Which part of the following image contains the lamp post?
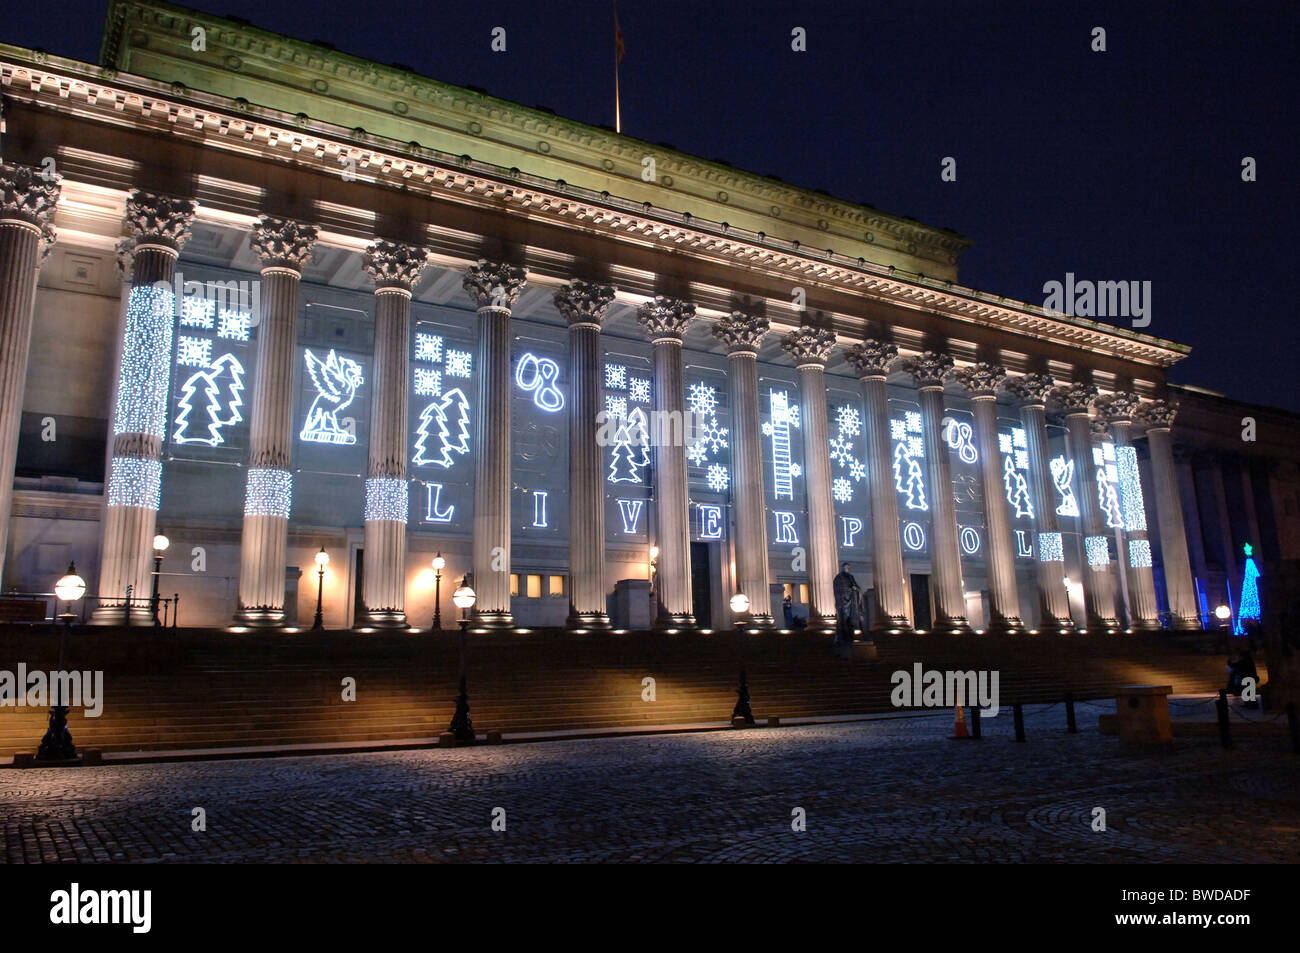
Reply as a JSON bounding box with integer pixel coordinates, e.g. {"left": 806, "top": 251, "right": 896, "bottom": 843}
{"left": 37, "top": 563, "right": 85, "bottom": 762}
{"left": 1215, "top": 604, "right": 1232, "bottom": 629}
{"left": 649, "top": 545, "right": 659, "bottom": 624}
{"left": 450, "top": 578, "right": 477, "bottom": 742}
{"left": 730, "top": 592, "right": 755, "bottom": 726}
{"left": 432, "top": 553, "right": 445, "bottom": 634}
{"left": 150, "top": 533, "right": 169, "bottom": 626}
{"left": 312, "top": 547, "right": 329, "bottom": 632}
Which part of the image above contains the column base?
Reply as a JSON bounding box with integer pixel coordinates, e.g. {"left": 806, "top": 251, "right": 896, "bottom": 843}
{"left": 1168, "top": 614, "right": 1204, "bottom": 631}
{"left": 566, "top": 611, "right": 612, "bottom": 631}
{"left": 472, "top": 610, "right": 514, "bottom": 631}
{"left": 871, "top": 614, "right": 913, "bottom": 636}
{"left": 934, "top": 615, "right": 972, "bottom": 635}
{"left": 1128, "top": 618, "right": 1163, "bottom": 632}
{"left": 653, "top": 611, "right": 696, "bottom": 633}
{"left": 1036, "top": 618, "right": 1078, "bottom": 636}
{"left": 742, "top": 614, "right": 777, "bottom": 630}
{"left": 89, "top": 605, "right": 154, "bottom": 626}
{"left": 986, "top": 616, "right": 1025, "bottom": 635}
{"left": 233, "top": 606, "right": 286, "bottom": 628}
{"left": 359, "top": 609, "right": 409, "bottom": 630}
{"left": 1085, "top": 618, "right": 1122, "bottom": 636}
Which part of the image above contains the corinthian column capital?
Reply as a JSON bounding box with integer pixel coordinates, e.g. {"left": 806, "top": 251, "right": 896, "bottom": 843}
{"left": 363, "top": 240, "right": 429, "bottom": 292}
{"left": 780, "top": 325, "right": 837, "bottom": 367}
{"left": 554, "top": 279, "right": 616, "bottom": 327}
{"left": 462, "top": 259, "right": 527, "bottom": 309}
{"left": 843, "top": 339, "right": 898, "bottom": 379}
{"left": 636, "top": 295, "right": 695, "bottom": 342}
{"left": 902, "top": 350, "right": 954, "bottom": 388}
{"left": 1096, "top": 391, "right": 1142, "bottom": 422}
{"left": 251, "top": 216, "right": 319, "bottom": 272}
{"left": 121, "top": 191, "right": 197, "bottom": 253}
{"left": 712, "top": 311, "right": 769, "bottom": 354}
{"left": 1137, "top": 399, "right": 1178, "bottom": 430}
{"left": 1006, "top": 372, "right": 1055, "bottom": 407}
{"left": 953, "top": 362, "right": 1008, "bottom": 398}
{"left": 0, "top": 162, "right": 61, "bottom": 246}
{"left": 1053, "top": 381, "right": 1099, "bottom": 415}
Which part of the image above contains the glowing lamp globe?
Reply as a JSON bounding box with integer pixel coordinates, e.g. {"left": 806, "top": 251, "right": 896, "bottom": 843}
{"left": 649, "top": 546, "right": 660, "bottom": 560}
{"left": 730, "top": 592, "right": 751, "bottom": 614}
{"left": 153, "top": 534, "right": 170, "bottom": 553}
{"left": 54, "top": 564, "right": 86, "bottom": 603}
{"left": 432, "top": 554, "right": 446, "bottom": 571}
{"left": 1214, "top": 604, "right": 1231, "bottom": 621}
{"left": 314, "top": 547, "right": 330, "bottom": 568}
{"left": 452, "top": 584, "right": 477, "bottom": 610}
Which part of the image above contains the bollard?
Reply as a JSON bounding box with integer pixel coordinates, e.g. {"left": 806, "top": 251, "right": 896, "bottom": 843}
{"left": 1215, "top": 689, "right": 1232, "bottom": 750}
{"left": 1013, "top": 702, "right": 1025, "bottom": 742}
{"left": 1065, "top": 692, "right": 1077, "bottom": 734}
{"left": 970, "top": 704, "right": 982, "bottom": 740}
{"left": 1287, "top": 703, "right": 1300, "bottom": 755}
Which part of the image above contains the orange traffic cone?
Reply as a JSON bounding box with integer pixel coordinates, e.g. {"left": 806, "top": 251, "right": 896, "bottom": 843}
{"left": 951, "top": 694, "right": 971, "bottom": 740}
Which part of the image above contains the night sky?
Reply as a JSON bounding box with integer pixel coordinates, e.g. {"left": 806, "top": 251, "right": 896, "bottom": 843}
{"left": 6, "top": 0, "right": 1296, "bottom": 411}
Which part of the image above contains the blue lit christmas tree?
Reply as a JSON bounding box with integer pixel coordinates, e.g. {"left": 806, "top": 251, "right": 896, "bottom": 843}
{"left": 1233, "top": 543, "right": 1261, "bottom": 635}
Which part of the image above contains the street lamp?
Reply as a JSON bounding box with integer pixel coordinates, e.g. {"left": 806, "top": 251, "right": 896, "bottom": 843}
{"left": 431, "top": 553, "right": 446, "bottom": 634}
{"left": 450, "top": 578, "right": 477, "bottom": 743}
{"left": 37, "top": 563, "right": 85, "bottom": 762}
{"left": 1215, "top": 604, "right": 1232, "bottom": 626}
{"left": 729, "top": 591, "right": 755, "bottom": 726}
{"left": 312, "top": 547, "right": 329, "bottom": 632}
{"left": 730, "top": 592, "right": 750, "bottom": 633}
{"left": 150, "top": 533, "right": 169, "bottom": 625}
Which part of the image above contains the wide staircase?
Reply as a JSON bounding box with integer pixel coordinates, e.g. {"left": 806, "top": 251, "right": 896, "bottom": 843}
{"left": 0, "top": 626, "right": 1244, "bottom": 759}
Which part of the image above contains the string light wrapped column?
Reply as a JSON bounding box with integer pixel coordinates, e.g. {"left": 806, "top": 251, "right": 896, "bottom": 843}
{"left": 954, "top": 363, "right": 1023, "bottom": 633}
{"left": 712, "top": 312, "right": 773, "bottom": 626}
{"left": 360, "top": 241, "right": 429, "bottom": 628}
{"left": 0, "top": 164, "right": 60, "bottom": 584}
{"left": 1056, "top": 382, "right": 1119, "bottom": 634}
{"left": 902, "top": 351, "right": 969, "bottom": 633}
{"left": 234, "top": 217, "right": 318, "bottom": 626}
{"left": 781, "top": 326, "right": 839, "bottom": 631}
{"left": 462, "top": 260, "right": 527, "bottom": 628}
{"left": 554, "top": 279, "right": 615, "bottom": 629}
{"left": 844, "top": 340, "right": 911, "bottom": 634}
{"left": 636, "top": 296, "right": 695, "bottom": 628}
{"left": 93, "top": 192, "right": 196, "bottom": 624}
{"left": 1006, "top": 373, "right": 1074, "bottom": 633}
{"left": 1138, "top": 400, "right": 1201, "bottom": 629}
{"left": 1099, "top": 393, "right": 1160, "bottom": 629}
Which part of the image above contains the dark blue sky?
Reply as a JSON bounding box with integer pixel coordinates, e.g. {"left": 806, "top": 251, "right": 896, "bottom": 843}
{"left": 7, "top": 0, "right": 1297, "bottom": 410}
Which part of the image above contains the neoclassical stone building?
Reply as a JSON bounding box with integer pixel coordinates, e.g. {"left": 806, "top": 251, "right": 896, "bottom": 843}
{"left": 1, "top": 0, "right": 1269, "bottom": 635}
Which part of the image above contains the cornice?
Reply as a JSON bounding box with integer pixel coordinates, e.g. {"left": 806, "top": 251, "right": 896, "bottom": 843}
{"left": 0, "top": 50, "right": 1192, "bottom": 371}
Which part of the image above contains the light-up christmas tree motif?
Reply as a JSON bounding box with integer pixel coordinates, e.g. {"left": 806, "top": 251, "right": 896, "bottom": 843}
{"left": 1093, "top": 443, "right": 1124, "bottom": 529}
{"left": 413, "top": 387, "right": 471, "bottom": 468}
{"left": 893, "top": 440, "right": 927, "bottom": 511}
{"left": 173, "top": 353, "right": 245, "bottom": 446}
{"left": 609, "top": 406, "right": 651, "bottom": 483}
{"left": 1002, "top": 450, "right": 1034, "bottom": 519}
{"left": 1234, "top": 543, "right": 1262, "bottom": 635}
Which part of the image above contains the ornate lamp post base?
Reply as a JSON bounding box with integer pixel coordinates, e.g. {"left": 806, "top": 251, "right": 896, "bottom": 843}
{"left": 35, "top": 706, "right": 78, "bottom": 762}
{"left": 449, "top": 674, "right": 475, "bottom": 743}
{"left": 731, "top": 668, "right": 756, "bottom": 726}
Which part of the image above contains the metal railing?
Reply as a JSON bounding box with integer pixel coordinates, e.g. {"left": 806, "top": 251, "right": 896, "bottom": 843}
{"left": 0, "top": 587, "right": 179, "bottom": 629}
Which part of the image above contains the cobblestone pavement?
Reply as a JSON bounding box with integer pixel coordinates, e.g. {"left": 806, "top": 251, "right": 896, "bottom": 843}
{"left": 3, "top": 708, "right": 1299, "bottom": 863}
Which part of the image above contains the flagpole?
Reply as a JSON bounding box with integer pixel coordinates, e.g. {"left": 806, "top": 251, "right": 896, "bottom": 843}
{"left": 614, "top": 4, "right": 622, "bottom": 133}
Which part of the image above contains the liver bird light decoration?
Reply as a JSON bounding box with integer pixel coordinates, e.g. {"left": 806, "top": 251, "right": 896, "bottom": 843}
{"left": 300, "top": 348, "right": 364, "bottom": 445}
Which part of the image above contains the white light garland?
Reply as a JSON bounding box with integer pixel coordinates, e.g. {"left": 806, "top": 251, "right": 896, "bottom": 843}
{"left": 244, "top": 468, "right": 293, "bottom": 519}
{"left": 1038, "top": 531, "right": 1064, "bottom": 563}
{"left": 106, "top": 456, "right": 162, "bottom": 510}
{"left": 1085, "top": 535, "right": 1111, "bottom": 568}
{"left": 1116, "top": 445, "right": 1148, "bottom": 532}
{"left": 114, "top": 283, "right": 175, "bottom": 440}
{"left": 1129, "top": 538, "right": 1153, "bottom": 569}
{"left": 365, "top": 477, "right": 409, "bottom": 523}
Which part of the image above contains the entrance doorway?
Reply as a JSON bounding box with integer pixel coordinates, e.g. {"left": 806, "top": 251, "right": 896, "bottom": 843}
{"left": 689, "top": 541, "right": 712, "bottom": 627}
{"left": 352, "top": 548, "right": 366, "bottom": 627}
{"left": 909, "top": 573, "right": 932, "bottom": 631}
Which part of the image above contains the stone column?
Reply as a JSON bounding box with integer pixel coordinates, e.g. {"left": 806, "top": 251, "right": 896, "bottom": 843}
{"left": 0, "top": 164, "right": 60, "bottom": 585}
{"left": 1006, "top": 373, "right": 1074, "bottom": 633}
{"left": 358, "top": 241, "right": 428, "bottom": 628}
{"left": 462, "top": 260, "right": 527, "bottom": 627}
{"left": 636, "top": 296, "right": 695, "bottom": 628}
{"left": 844, "top": 340, "right": 911, "bottom": 634}
{"left": 234, "top": 217, "right": 318, "bottom": 626}
{"left": 1056, "top": 383, "right": 1119, "bottom": 633}
{"left": 781, "top": 326, "right": 839, "bottom": 631}
{"left": 1138, "top": 400, "right": 1200, "bottom": 629}
{"left": 555, "top": 279, "right": 616, "bottom": 628}
{"left": 713, "top": 311, "right": 773, "bottom": 626}
{"left": 903, "top": 351, "right": 969, "bottom": 633}
{"left": 954, "top": 363, "right": 1023, "bottom": 633}
{"left": 92, "top": 193, "right": 196, "bottom": 624}
{"left": 1099, "top": 393, "right": 1160, "bottom": 630}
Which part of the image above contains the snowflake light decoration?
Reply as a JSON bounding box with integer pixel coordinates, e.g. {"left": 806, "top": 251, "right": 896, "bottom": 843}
{"left": 687, "top": 441, "right": 709, "bottom": 466}
{"left": 790, "top": 462, "right": 803, "bottom": 477}
{"left": 445, "top": 349, "right": 472, "bottom": 378}
{"left": 849, "top": 460, "right": 866, "bottom": 482}
{"left": 835, "top": 405, "right": 861, "bottom": 436}
{"left": 177, "top": 335, "right": 213, "bottom": 367}
{"left": 687, "top": 382, "right": 718, "bottom": 417}
{"left": 628, "top": 377, "right": 651, "bottom": 403}
{"left": 700, "top": 418, "right": 728, "bottom": 453}
{"left": 217, "top": 309, "right": 251, "bottom": 341}
{"left": 832, "top": 477, "right": 853, "bottom": 503}
{"left": 414, "top": 333, "right": 443, "bottom": 363}
{"left": 829, "top": 437, "right": 853, "bottom": 467}
{"left": 413, "top": 367, "right": 442, "bottom": 397}
{"left": 607, "top": 395, "right": 628, "bottom": 418}
{"left": 180, "top": 297, "right": 215, "bottom": 329}
{"left": 706, "top": 463, "right": 729, "bottom": 492}
{"left": 605, "top": 363, "right": 627, "bottom": 389}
